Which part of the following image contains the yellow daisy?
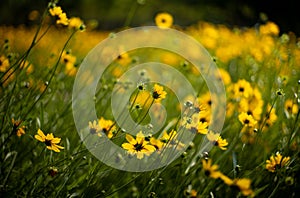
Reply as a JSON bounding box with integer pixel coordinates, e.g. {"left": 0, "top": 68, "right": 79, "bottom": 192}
{"left": 122, "top": 131, "right": 156, "bottom": 159}
{"left": 155, "top": 12, "right": 173, "bottom": 29}
{"left": 35, "top": 129, "right": 64, "bottom": 152}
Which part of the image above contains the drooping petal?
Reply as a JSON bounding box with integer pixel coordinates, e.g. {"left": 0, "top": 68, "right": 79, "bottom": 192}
{"left": 35, "top": 134, "right": 45, "bottom": 142}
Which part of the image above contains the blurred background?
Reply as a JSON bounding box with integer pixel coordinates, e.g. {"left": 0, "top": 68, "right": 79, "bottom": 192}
{"left": 1, "top": 0, "right": 299, "bottom": 35}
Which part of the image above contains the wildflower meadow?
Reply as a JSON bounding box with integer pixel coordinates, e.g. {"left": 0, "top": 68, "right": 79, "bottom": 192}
{"left": 0, "top": 1, "right": 299, "bottom": 197}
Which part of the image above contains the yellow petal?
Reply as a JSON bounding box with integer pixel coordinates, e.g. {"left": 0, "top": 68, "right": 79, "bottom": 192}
{"left": 51, "top": 137, "right": 61, "bottom": 144}
{"left": 37, "top": 129, "right": 46, "bottom": 139}
{"left": 34, "top": 134, "right": 45, "bottom": 142}
{"left": 125, "top": 134, "right": 137, "bottom": 145}
{"left": 122, "top": 143, "right": 134, "bottom": 151}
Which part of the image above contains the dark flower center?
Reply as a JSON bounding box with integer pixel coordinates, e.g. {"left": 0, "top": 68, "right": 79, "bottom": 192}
{"left": 63, "top": 58, "right": 68, "bottom": 63}
{"left": 204, "top": 170, "right": 211, "bottom": 176}
{"left": 161, "top": 18, "right": 166, "bottom": 23}
{"left": 200, "top": 118, "right": 207, "bottom": 123}
{"left": 102, "top": 128, "right": 108, "bottom": 134}
{"left": 90, "top": 128, "right": 97, "bottom": 134}
{"left": 244, "top": 119, "right": 250, "bottom": 124}
{"left": 45, "top": 139, "right": 52, "bottom": 146}
{"left": 134, "top": 143, "right": 143, "bottom": 151}
{"left": 239, "top": 87, "right": 244, "bottom": 92}
{"left": 213, "top": 141, "right": 219, "bottom": 146}
{"left": 152, "top": 91, "right": 160, "bottom": 99}
{"left": 208, "top": 100, "right": 212, "bottom": 106}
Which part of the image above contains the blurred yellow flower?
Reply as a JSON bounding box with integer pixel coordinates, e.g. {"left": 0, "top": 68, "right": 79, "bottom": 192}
{"left": 233, "top": 79, "right": 253, "bottom": 99}
{"left": 285, "top": 99, "right": 298, "bottom": 115}
{"left": 0, "top": 55, "right": 10, "bottom": 72}
{"left": 69, "top": 17, "right": 85, "bottom": 31}
{"left": 49, "top": 6, "right": 63, "bottom": 16}
{"left": 232, "top": 178, "right": 254, "bottom": 197}
{"left": 155, "top": 12, "right": 173, "bottom": 29}
{"left": 266, "top": 152, "right": 290, "bottom": 172}
{"left": 238, "top": 112, "right": 257, "bottom": 127}
{"left": 49, "top": 6, "right": 69, "bottom": 25}
{"left": 202, "top": 159, "right": 222, "bottom": 179}
{"left": 12, "top": 118, "right": 25, "bottom": 137}
{"left": 259, "top": 21, "right": 280, "bottom": 36}
{"left": 61, "top": 51, "right": 77, "bottom": 76}
{"left": 35, "top": 129, "right": 64, "bottom": 152}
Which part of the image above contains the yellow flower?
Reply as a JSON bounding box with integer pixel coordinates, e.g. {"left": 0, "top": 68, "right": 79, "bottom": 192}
{"left": 155, "top": 12, "right": 173, "bottom": 29}
{"left": 266, "top": 152, "right": 290, "bottom": 172}
{"left": 0, "top": 55, "right": 10, "bottom": 72}
{"left": 238, "top": 112, "right": 257, "bottom": 127}
{"left": 35, "top": 129, "right": 64, "bottom": 152}
{"left": 233, "top": 79, "right": 253, "bottom": 99}
{"left": 152, "top": 84, "right": 167, "bottom": 102}
{"left": 98, "top": 117, "right": 116, "bottom": 139}
{"left": 202, "top": 159, "right": 222, "bottom": 179}
{"left": 259, "top": 21, "right": 279, "bottom": 36}
{"left": 206, "top": 131, "right": 228, "bottom": 150}
{"left": 49, "top": 6, "right": 63, "bottom": 16}
{"left": 61, "top": 51, "right": 77, "bottom": 76}
{"left": 232, "top": 178, "right": 254, "bottom": 197}
{"left": 49, "top": 6, "right": 69, "bottom": 26}
{"left": 196, "top": 121, "right": 209, "bottom": 134}
{"left": 216, "top": 68, "right": 231, "bottom": 86}
{"left": 12, "top": 118, "right": 25, "bottom": 137}
{"left": 130, "top": 90, "right": 152, "bottom": 110}
{"left": 116, "top": 52, "right": 131, "bottom": 66}
{"left": 69, "top": 17, "right": 85, "bottom": 31}
{"left": 220, "top": 175, "right": 254, "bottom": 197}
{"left": 150, "top": 137, "right": 164, "bottom": 151}
{"left": 88, "top": 120, "right": 101, "bottom": 136}
{"left": 160, "top": 130, "right": 185, "bottom": 149}
{"left": 285, "top": 99, "right": 298, "bottom": 115}
{"left": 122, "top": 131, "right": 156, "bottom": 159}
{"left": 263, "top": 104, "right": 277, "bottom": 129}
{"left": 56, "top": 13, "right": 69, "bottom": 26}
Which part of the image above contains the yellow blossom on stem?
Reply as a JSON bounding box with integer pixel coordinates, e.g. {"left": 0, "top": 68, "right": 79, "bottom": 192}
{"left": 233, "top": 79, "right": 253, "bottom": 99}
{"left": 12, "top": 118, "right": 25, "bottom": 137}
{"left": 98, "top": 117, "right": 116, "bottom": 139}
{"left": 0, "top": 55, "right": 10, "bottom": 72}
{"left": 69, "top": 17, "right": 85, "bottom": 31}
{"left": 152, "top": 84, "right": 167, "bottom": 102}
{"left": 232, "top": 178, "right": 254, "bottom": 197}
{"left": 284, "top": 99, "right": 298, "bottom": 115}
{"left": 49, "top": 6, "right": 63, "bottom": 16}
{"left": 206, "top": 131, "right": 228, "bottom": 150}
{"left": 266, "top": 152, "right": 290, "bottom": 172}
{"left": 238, "top": 112, "right": 257, "bottom": 127}
{"left": 35, "top": 129, "right": 64, "bottom": 152}
{"left": 88, "top": 120, "right": 101, "bottom": 136}
{"left": 202, "top": 159, "right": 222, "bottom": 179}
{"left": 122, "top": 131, "right": 156, "bottom": 159}
{"left": 155, "top": 12, "right": 173, "bottom": 29}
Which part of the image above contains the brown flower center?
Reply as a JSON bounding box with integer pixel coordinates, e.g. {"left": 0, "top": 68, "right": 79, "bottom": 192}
{"left": 45, "top": 139, "right": 52, "bottom": 146}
